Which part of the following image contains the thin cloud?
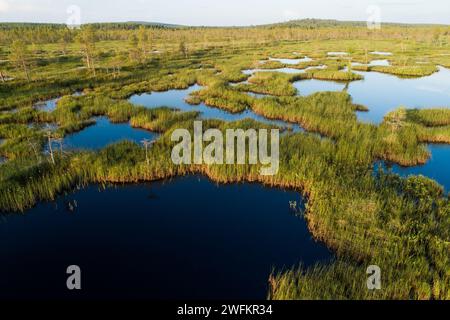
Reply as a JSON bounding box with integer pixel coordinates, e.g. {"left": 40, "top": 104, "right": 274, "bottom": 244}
{"left": 0, "top": 0, "right": 44, "bottom": 13}
{"left": 0, "top": 0, "right": 10, "bottom": 12}
{"left": 283, "top": 9, "right": 302, "bottom": 20}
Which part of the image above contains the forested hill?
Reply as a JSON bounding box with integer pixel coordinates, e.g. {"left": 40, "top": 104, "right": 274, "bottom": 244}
{"left": 0, "top": 19, "right": 448, "bottom": 45}
{"left": 263, "top": 18, "right": 448, "bottom": 28}
{"left": 1, "top": 18, "right": 447, "bottom": 30}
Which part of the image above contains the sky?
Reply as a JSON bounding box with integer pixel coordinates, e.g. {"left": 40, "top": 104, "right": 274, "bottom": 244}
{"left": 0, "top": 0, "right": 449, "bottom": 26}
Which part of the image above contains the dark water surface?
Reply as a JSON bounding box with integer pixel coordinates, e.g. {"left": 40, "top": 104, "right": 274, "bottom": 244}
{"left": 383, "top": 144, "right": 450, "bottom": 193}
{"left": 0, "top": 176, "right": 332, "bottom": 300}
{"left": 58, "top": 117, "right": 158, "bottom": 150}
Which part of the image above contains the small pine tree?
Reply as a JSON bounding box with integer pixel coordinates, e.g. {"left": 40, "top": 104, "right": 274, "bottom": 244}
{"left": 179, "top": 40, "right": 188, "bottom": 58}
{"left": 9, "top": 40, "right": 31, "bottom": 82}
{"left": 76, "top": 26, "right": 97, "bottom": 76}
{"left": 137, "top": 26, "right": 148, "bottom": 56}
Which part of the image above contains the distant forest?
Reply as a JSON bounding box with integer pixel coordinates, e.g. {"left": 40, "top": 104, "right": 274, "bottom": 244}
{"left": 0, "top": 19, "right": 449, "bottom": 45}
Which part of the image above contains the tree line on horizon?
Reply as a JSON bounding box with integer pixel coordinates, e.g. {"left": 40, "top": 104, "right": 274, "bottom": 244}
{"left": 0, "top": 19, "right": 449, "bottom": 45}
{"left": 1, "top": 20, "right": 449, "bottom": 83}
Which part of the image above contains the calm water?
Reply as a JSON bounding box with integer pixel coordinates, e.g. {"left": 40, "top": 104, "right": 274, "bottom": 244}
{"left": 327, "top": 52, "right": 348, "bottom": 56}
{"left": 243, "top": 68, "right": 303, "bottom": 75}
{"left": 293, "top": 78, "right": 347, "bottom": 97}
{"left": 352, "top": 59, "right": 390, "bottom": 67}
{"left": 368, "top": 59, "right": 390, "bottom": 66}
{"left": 292, "top": 66, "right": 450, "bottom": 124}
{"left": 35, "top": 92, "right": 84, "bottom": 112}
{"left": 243, "top": 64, "right": 450, "bottom": 196}
{"left": 370, "top": 51, "right": 392, "bottom": 56}
{"left": 129, "top": 84, "right": 304, "bottom": 132}
{"left": 268, "top": 56, "right": 313, "bottom": 65}
{"left": 295, "top": 67, "right": 450, "bottom": 193}
{"left": 0, "top": 175, "right": 332, "bottom": 300}
{"left": 382, "top": 144, "right": 450, "bottom": 193}
{"left": 352, "top": 67, "right": 450, "bottom": 124}
{"left": 242, "top": 65, "right": 326, "bottom": 76}
{"left": 244, "top": 62, "right": 450, "bottom": 124}
{"left": 33, "top": 65, "right": 450, "bottom": 202}
{"left": 36, "top": 98, "right": 58, "bottom": 112}
{"left": 55, "top": 117, "right": 158, "bottom": 150}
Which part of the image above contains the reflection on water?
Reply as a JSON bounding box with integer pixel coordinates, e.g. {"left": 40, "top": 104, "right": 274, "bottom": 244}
{"left": 293, "top": 78, "right": 347, "bottom": 96}
{"left": 242, "top": 65, "right": 326, "bottom": 76}
{"left": 351, "top": 66, "right": 450, "bottom": 124}
{"left": 369, "top": 59, "right": 390, "bottom": 66}
{"left": 33, "top": 64, "right": 450, "bottom": 216}
{"left": 327, "top": 52, "right": 348, "bottom": 56}
{"left": 292, "top": 66, "right": 450, "bottom": 124}
{"left": 35, "top": 98, "right": 58, "bottom": 112}
{"left": 35, "top": 91, "right": 84, "bottom": 112}
{"left": 55, "top": 117, "right": 158, "bottom": 151}
{"left": 129, "top": 84, "right": 304, "bottom": 132}
{"left": 370, "top": 51, "right": 392, "bottom": 56}
{"left": 0, "top": 175, "right": 332, "bottom": 300}
{"left": 244, "top": 59, "right": 450, "bottom": 125}
{"left": 243, "top": 68, "right": 303, "bottom": 75}
{"left": 291, "top": 66, "right": 450, "bottom": 190}
{"left": 382, "top": 144, "right": 450, "bottom": 193}
{"left": 352, "top": 60, "right": 390, "bottom": 67}
{"left": 268, "top": 56, "right": 313, "bottom": 65}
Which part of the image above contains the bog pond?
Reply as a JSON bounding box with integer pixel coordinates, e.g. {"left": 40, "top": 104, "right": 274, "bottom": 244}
{"left": 4, "top": 60, "right": 449, "bottom": 299}
{"left": 128, "top": 84, "right": 303, "bottom": 132}
{"left": 241, "top": 62, "right": 450, "bottom": 193}
{"left": 37, "top": 64, "right": 450, "bottom": 194}
{"left": 382, "top": 144, "right": 450, "bottom": 193}
{"left": 292, "top": 66, "right": 450, "bottom": 124}
{"left": 56, "top": 117, "right": 158, "bottom": 151}
{"left": 0, "top": 175, "right": 331, "bottom": 299}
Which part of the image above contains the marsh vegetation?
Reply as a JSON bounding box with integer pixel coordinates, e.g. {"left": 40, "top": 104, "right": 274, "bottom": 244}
{"left": 1, "top": 20, "right": 450, "bottom": 300}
